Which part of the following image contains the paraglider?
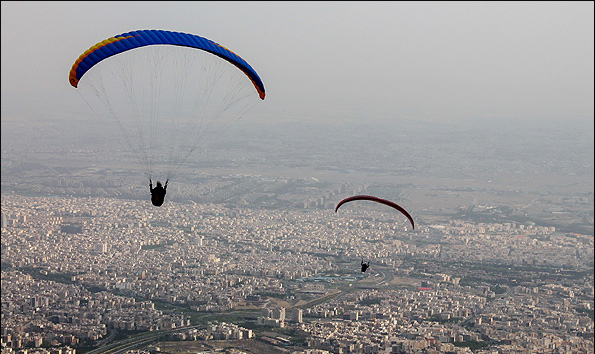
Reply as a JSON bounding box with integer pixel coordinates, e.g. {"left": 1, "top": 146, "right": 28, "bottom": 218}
{"left": 69, "top": 29, "right": 265, "bottom": 206}
{"left": 149, "top": 179, "right": 168, "bottom": 207}
{"left": 335, "top": 195, "right": 415, "bottom": 230}
{"left": 361, "top": 259, "right": 370, "bottom": 273}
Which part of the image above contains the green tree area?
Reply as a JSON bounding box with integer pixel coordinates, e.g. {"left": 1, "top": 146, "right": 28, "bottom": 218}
{"left": 454, "top": 340, "right": 499, "bottom": 350}
{"left": 576, "top": 307, "right": 594, "bottom": 320}
{"left": 16, "top": 266, "right": 76, "bottom": 284}
{"left": 358, "top": 297, "right": 383, "bottom": 306}
{"left": 491, "top": 285, "right": 508, "bottom": 294}
{"left": 423, "top": 315, "right": 463, "bottom": 324}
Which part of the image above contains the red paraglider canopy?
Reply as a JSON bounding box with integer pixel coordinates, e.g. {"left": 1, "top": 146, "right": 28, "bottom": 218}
{"left": 335, "top": 195, "right": 414, "bottom": 230}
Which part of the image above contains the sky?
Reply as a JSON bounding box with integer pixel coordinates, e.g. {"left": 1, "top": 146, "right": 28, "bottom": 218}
{"left": 1, "top": 1, "right": 594, "bottom": 125}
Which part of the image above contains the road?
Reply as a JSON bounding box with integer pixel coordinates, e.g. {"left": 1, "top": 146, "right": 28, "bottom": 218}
{"left": 85, "top": 326, "right": 196, "bottom": 354}
{"left": 86, "top": 266, "right": 399, "bottom": 354}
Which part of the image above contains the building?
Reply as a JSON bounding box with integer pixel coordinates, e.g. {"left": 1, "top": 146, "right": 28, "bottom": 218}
{"left": 291, "top": 308, "right": 303, "bottom": 323}
{"left": 273, "top": 307, "right": 285, "bottom": 321}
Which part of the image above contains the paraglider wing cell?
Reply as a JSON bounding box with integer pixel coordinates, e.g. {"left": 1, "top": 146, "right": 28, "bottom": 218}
{"left": 335, "top": 195, "right": 414, "bottom": 230}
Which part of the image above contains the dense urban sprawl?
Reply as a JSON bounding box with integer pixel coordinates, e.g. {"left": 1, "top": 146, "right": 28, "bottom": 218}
{"left": 1, "top": 192, "right": 593, "bottom": 354}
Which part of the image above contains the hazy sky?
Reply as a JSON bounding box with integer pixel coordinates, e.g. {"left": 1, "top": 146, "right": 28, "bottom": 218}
{"left": 1, "top": 1, "right": 593, "bottom": 124}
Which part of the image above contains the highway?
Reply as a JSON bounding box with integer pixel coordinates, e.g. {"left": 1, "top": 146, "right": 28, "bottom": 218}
{"left": 84, "top": 326, "right": 197, "bottom": 354}
{"left": 84, "top": 267, "right": 396, "bottom": 354}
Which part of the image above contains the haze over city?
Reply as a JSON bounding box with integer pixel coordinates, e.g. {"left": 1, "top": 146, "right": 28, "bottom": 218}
{"left": 2, "top": 2, "right": 593, "bottom": 354}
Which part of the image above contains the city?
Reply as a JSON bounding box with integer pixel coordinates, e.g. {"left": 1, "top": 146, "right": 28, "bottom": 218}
{"left": 2, "top": 118, "right": 594, "bottom": 354}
